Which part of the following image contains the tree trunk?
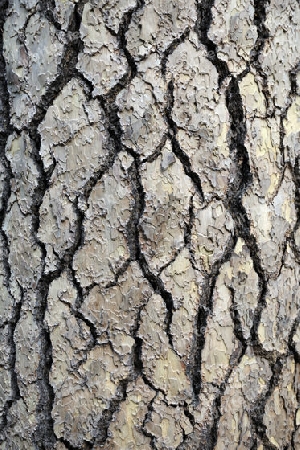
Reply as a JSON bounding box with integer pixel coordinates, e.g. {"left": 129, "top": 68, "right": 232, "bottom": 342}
{"left": 0, "top": 0, "right": 299, "bottom": 448}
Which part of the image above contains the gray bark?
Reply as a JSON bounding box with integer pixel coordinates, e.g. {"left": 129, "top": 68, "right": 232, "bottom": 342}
{"left": 0, "top": 0, "right": 300, "bottom": 449}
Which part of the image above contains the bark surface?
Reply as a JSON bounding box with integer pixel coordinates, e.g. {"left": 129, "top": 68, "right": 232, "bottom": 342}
{"left": 0, "top": 0, "right": 300, "bottom": 449}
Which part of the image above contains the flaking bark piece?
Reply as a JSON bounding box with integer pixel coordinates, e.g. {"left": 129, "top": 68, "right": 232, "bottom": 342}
{"left": 77, "top": 2, "right": 128, "bottom": 96}
{"left": 215, "top": 349, "right": 272, "bottom": 449}
{"left": 80, "top": 262, "right": 153, "bottom": 355}
{"left": 116, "top": 76, "right": 167, "bottom": 159}
{"left": 191, "top": 197, "right": 234, "bottom": 273}
{"left": 91, "top": 0, "right": 138, "bottom": 34}
{"left": 238, "top": 72, "right": 266, "bottom": 119}
{"left": 47, "top": 276, "right": 131, "bottom": 447}
{"left": 144, "top": 392, "right": 193, "bottom": 450}
{"left": 139, "top": 140, "right": 194, "bottom": 274}
{"left": 243, "top": 167, "right": 296, "bottom": 278}
{"left": 0, "top": 235, "right": 16, "bottom": 327}
{"left": 39, "top": 78, "right": 103, "bottom": 170}
{"left": 4, "top": 9, "right": 64, "bottom": 128}
{"left": 5, "top": 132, "right": 39, "bottom": 215}
{"left": 293, "top": 324, "right": 300, "bottom": 358}
{"left": 138, "top": 294, "right": 193, "bottom": 404}
{"left": 103, "top": 377, "right": 155, "bottom": 450}
{"left": 45, "top": 273, "right": 92, "bottom": 392}
{"left": 263, "top": 356, "right": 299, "bottom": 449}
{"left": 161, "top": 249, "right": 204, "bottom": 366}
{"left": 166, "top": 34, "right": 231, "bottom": 200}
{"left": 53, "top": 345, "right": 131, "bottom": 447}
{"left": 0, "top": 399, "right": 37, "bottom": 450}
{"left": 208, "top": 0, "right": 257, "bottom": 75}
{"left": 245, "top": 117, "right": 282, "bottom": 200}
{"left": 0, "top": 326, "right": 12, "bottom": 423}
{"left": 227, "top": 239, "right": 259, "bottom": 340}
{"left": 284, "top": 94, "right": 300, "bottom": 167}
{"left": 4, "top": 203, "right": 42, "bottom": 290}
{"left": 260, "top": 0, "right": 300, "bottom": 111}
{"left": 73, "top": 152, "right": 134, "bottom": 287}
{"left": 13, "top": 306, "right": 41, "bottom": 437}
{"left": 53, "top": 0, "right": 77, "bottom": 30}
{"left": 126, "top": 0, "right": 197, "bottom": 61}
{"left": 258, "top": 244, "right": 300, "bottom": 354}
{"left": 201, "top": 262, "right": 240, "bottom": 386}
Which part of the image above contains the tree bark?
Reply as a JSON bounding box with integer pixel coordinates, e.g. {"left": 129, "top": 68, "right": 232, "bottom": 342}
{"left": 0, "top": 0, "right": 300, "bottom": 449}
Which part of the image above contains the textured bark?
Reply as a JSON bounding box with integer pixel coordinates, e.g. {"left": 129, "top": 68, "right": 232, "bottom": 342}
{"left": 0, "top": 0, "right": 300, "bottom": 449}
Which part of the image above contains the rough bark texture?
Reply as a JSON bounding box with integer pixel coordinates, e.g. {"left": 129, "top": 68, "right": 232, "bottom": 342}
{"left": 0, "top": 0, "right": 300, "bottom": 449}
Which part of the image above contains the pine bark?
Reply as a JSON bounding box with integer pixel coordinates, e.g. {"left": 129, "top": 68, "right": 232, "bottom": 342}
{"left": 0, "top": 0, "right": 300, "bottom": 449}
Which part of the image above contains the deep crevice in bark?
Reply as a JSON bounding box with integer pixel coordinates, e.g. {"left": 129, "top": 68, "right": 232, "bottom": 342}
{"left": 161, "top": 29, "right": 190, "bottom": 75}
{"left": 250, "top": 0, "right": 272, "bottom": 115}
{"left": 132, "top": 156, "right": 175, "bottom": 349}
{"left": 0, "top": 292, "right": 22, "bottom": 433}
{"left": 24, "top": 2, "right": 88, "bottom": 447}
{"left": 0, "top": 0, "right": 23, "bottom": 438}
{"left": 250, "top": 357, "right": 284, "bottom": 449}
{"left": 193, "top": 1, "right": 272, "bottom": 446}
{"left": 142, "top": 393, "right": 158, "bottom": 450}
{"left": 166, "top": 79, "right": 204, "bottom": 202}
{"left": 60, "top": 437, "right": 93, "bottom": 450}
{"left": 191, "top": 231, "right": 237, "bottom": 399}
{"left": 94, "top": 380, "right": 128, "bottom": 446}
{"left": 195, "top": 0, "right": 229, "bottom": 85}
{"left": 38, "top": 0, "right": 62, "bottom": 30}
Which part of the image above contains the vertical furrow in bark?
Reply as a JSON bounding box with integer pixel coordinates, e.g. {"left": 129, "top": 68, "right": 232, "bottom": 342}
{"left": 250, "top": 0, "right": 272, "bottom": 114}
{"left": 94, "top": 0, "right": 146, "bottom": 151}
{"left": 165, "top": 80, "right": 204, "bottom": 201}
{"left": 250, "top": 358, "right": 284, "bottom": 450}
{"left": 0, "top": 0, "right": 22, "bottom": 436}
{"left": 225, "top": 77, "right": 268, "bottom": 350}
{"left": 22, "top": 3, "right": 89, "bottom": 447}
{"left": 130, "top": 156, "right": 175, "bottom": 348}
{"left": 194, "top": 1, "right": 270, "bottom": 446}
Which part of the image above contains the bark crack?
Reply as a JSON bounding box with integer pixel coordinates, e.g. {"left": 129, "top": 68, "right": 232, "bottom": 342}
{"left": 0, "top": 0, "right": 22, "bottom": 438}
{"left": 23, "top": 2, "right": 88, "bottom": 447}
{"left": 192, "top": 1, "right": 271, "bottom": 446}
{"left": 165, "top": 79, "right": 204, "bottom": 202}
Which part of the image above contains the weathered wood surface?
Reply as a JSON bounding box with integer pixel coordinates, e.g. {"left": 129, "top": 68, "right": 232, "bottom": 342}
{"left": 0, "top": 0, "right": 300, "bottom": 448}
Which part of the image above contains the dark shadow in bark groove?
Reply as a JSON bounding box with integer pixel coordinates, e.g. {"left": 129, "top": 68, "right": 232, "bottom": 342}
{"left": 142, "top": 393, "right": 159, "bottom": 450}
{"left": 60, "top": 437, "right": 93, "bottom": 450}
{"left": 249, "top": 357, "right": 284, "bottom": 450}
{"left": 37, "top": 0, "right": 62, "bottom": 30}
{"left": 191, "top": 234, "right": 236, "bottom": 400}
{"left": 0, "top": 289, "right": 22, "bottom": 434}
{"left": 94, "top": 380, "right": 128, "bottom": 446}
{"left": 161, "top": 29, "right": 190, "bottom": 76}
{"left": 22, "top": 2, "right": 89, "bottom": 448}
{"left": 195, "top": 0, "right": 229, "bottom": 85}
{"left": 250, "top": 0, "right": 272, "bottom": 116}
{"left": 0, "top": 0, "right": 24, "bottom": 439}
{"left": 192, "top": 1, "right": 271, "bottom": 447}
{"left": 165, "top": 79, "right": 204, "bottom": 202}
{"left": 131, "top": 156, "right": 175, "bottom": 349}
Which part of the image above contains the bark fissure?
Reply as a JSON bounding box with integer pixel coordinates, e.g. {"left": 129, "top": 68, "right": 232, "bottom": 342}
{"left": 0, "top": 0, "right": 22, "bottom": 436}
{"left": 133, "top": 160, "right": 175, "bottom": 348}
{"left": 194, "top": 2, "right": 273, "bottom": 447}
{"left": 25, "top": 3, "right": 88, "bottom": 448}
{"left": 166, "top": 79, "right": 204, "bottom": 202}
